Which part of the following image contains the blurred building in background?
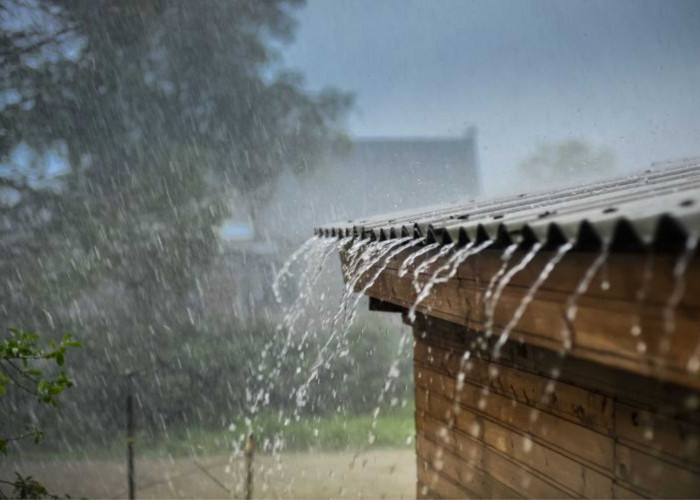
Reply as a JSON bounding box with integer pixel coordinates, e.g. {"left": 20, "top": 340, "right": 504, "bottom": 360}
{"left": 261, "top": 128, "right": 481, "bottom": 242}
{"left": 209, "top": 129, "right": 481, "bottom": 318}
{"left": 329, "top": 129, "right": 481, "bottom": 219}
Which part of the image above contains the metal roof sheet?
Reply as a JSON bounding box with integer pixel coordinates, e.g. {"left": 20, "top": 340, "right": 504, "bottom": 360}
{"left": 315, "top": 158, "right": 700, "bottom": 252}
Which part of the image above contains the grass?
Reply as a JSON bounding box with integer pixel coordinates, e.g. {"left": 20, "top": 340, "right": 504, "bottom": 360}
{"left": 9, "top": 406, "right": 416, "bottom": 461}
{"left": 147, "top": 406, "right": 415, "bottom": 458}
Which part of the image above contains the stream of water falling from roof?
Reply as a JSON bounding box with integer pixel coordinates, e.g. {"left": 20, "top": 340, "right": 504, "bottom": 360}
{"left": 294, "top": 238, "right": 413, "bottom": 411}
{"left": 343, "top": 237, "right": 426, "bottom": 328}
{"left": 661, "top": 233, "right": 698, "bottom": 359}
{"left": 340, "top": 237, "right": 414, "bottom": 325}
{"left": 262, "top": 224, "right": 699, "bottom": 483}
{"left": 411, "top": 243, "right": 456, "bottom": 294}
{"left": 272, "top": 236, "right": 320, "bottom": 304}
{"left": 445, "top": 244, "right": 520, "bottom": 424}
{"left": 251, "top": 237, "right": 340, "bottom": 414}
{"left": 533, "top": 242, "right": 612, "bottom": 422}
{"left": 408, "top": 240, "right": 494, "bottom": 323}
{"left": 630, "top": 251, "right": 654, "bottom": 343}
{"left": 398, "top": 242, "right": 440, "bottom": 277}
{"left": 561, "top": 243, "right": 610, "bottom": 351}
{"left": 484, "top": 242, "right": 543, "bottom": 339}
{"left": 493, "top": 242, "right": 573, "bottom": 357}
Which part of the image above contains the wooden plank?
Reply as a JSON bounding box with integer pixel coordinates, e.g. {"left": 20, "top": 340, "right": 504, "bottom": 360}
{"left": 418, "top": 410, "right": 576, "bottom": 499}
{"left": 481, "top": 417, "right": 613, "bottom": 498}
{"left": 415, "top": 362, "right": 615, "bottom": 469}
{"left": 612, "top": 482, "right": 647, "bottom": 499}
{"left": 370, "top": 246, "right": 700, "bottom": 309}
{"left": 416, "top": 456, "right": 478, "bottom": 499}
{"left": 365, "top": 264, "right": 700, "bottom": 390}
{"left": 479, "top": 329, "right": 700, "bottom": 422}
{"left": 615, "top": 443, "right": 700, "bottom": 498}
{"left": 416, "top": 382, "right": 614, "bottom": 498}
{"left": 615, "top": 402, "right": 700, "bottom": 470}
{"left": 414, "top": 339, "right": 615, "bottom": 433}
{"left": 417, "top": 434, "right": 520, "bottom": 499}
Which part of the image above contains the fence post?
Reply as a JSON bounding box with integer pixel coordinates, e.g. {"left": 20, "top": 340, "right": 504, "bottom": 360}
{"left": 244, "top": 433, "right": 255, "bottom": 500}
{"left": 126, "top": 371, "right": 135, "bottom": 500}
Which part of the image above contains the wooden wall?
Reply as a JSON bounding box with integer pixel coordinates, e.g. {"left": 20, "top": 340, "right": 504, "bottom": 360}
{"left": 353, "top": 247, "right": 700, "bottom": 391}
{"left": 413, "top": 314, "right": 700, "bottom": 499}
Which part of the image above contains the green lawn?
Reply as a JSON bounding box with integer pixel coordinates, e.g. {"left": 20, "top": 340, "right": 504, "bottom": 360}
{"left": 11, "top": 406, "right": 415, "bottom": 461}
{"left": 149, "top": 406, "right": 416, "bottom": 458}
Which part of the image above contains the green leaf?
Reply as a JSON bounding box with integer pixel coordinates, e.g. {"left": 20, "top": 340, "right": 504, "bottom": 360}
{"left": 37, "top": 379, "right": 50, "bottom": 394}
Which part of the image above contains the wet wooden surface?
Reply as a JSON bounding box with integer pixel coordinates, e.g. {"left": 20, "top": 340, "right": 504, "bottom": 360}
{"left": 413, "top": 316, "right": 700, "bottom": 499}
{"left": 343, "top": 246, "right": 700, "bottom": 391}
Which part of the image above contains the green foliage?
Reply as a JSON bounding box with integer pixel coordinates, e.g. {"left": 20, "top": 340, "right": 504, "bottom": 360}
{"left": 1, "top": 473, "right": 54, "bottom": 500}
{"left": 0, "top": 329, "right": 80, "bottom": 498}
{"left": 0, "top": 329, "right": 82, "bottom": 410}
{"left": 0, "top": 0, "right": 352, "bottom": 399}
{"left": 0, "top": 1, "right": 373, "bottom": 468}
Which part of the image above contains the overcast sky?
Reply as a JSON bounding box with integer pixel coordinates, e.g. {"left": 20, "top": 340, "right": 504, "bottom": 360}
{"left": 281, "top": 0, "right": 700, "bottom": 194}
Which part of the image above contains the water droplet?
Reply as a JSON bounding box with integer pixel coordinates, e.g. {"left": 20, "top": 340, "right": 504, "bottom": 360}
{"left": 469, "top": 422, "right": 481, "bottom": 437}
{"left": 529, "top": 409, "right": 539, "bottom": 423}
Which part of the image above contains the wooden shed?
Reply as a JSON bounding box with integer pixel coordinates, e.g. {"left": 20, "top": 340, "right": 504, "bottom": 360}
{"left": 317, "top": 160, "right": 700, "bottom": 498}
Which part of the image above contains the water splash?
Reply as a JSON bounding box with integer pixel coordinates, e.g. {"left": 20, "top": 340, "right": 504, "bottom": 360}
{"left": 493, "top": 242, "right": 573, "bottom": 356}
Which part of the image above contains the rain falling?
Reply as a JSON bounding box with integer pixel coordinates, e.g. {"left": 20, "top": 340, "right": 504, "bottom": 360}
{"left": 2, "top": 1, "right": 700, "bottom": 499}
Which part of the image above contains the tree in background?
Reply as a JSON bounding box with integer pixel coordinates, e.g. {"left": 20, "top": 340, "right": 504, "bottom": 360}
{"left": 0, "top": 0, "right": 353, "bottom": 437}
{"left": 518, "top": 139, "right": 616, "bottom": 186}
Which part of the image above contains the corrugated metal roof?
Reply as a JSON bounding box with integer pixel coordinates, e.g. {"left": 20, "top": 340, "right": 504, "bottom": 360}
{"left": 315, "top": 159, "right": 700, "bottom": 252}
